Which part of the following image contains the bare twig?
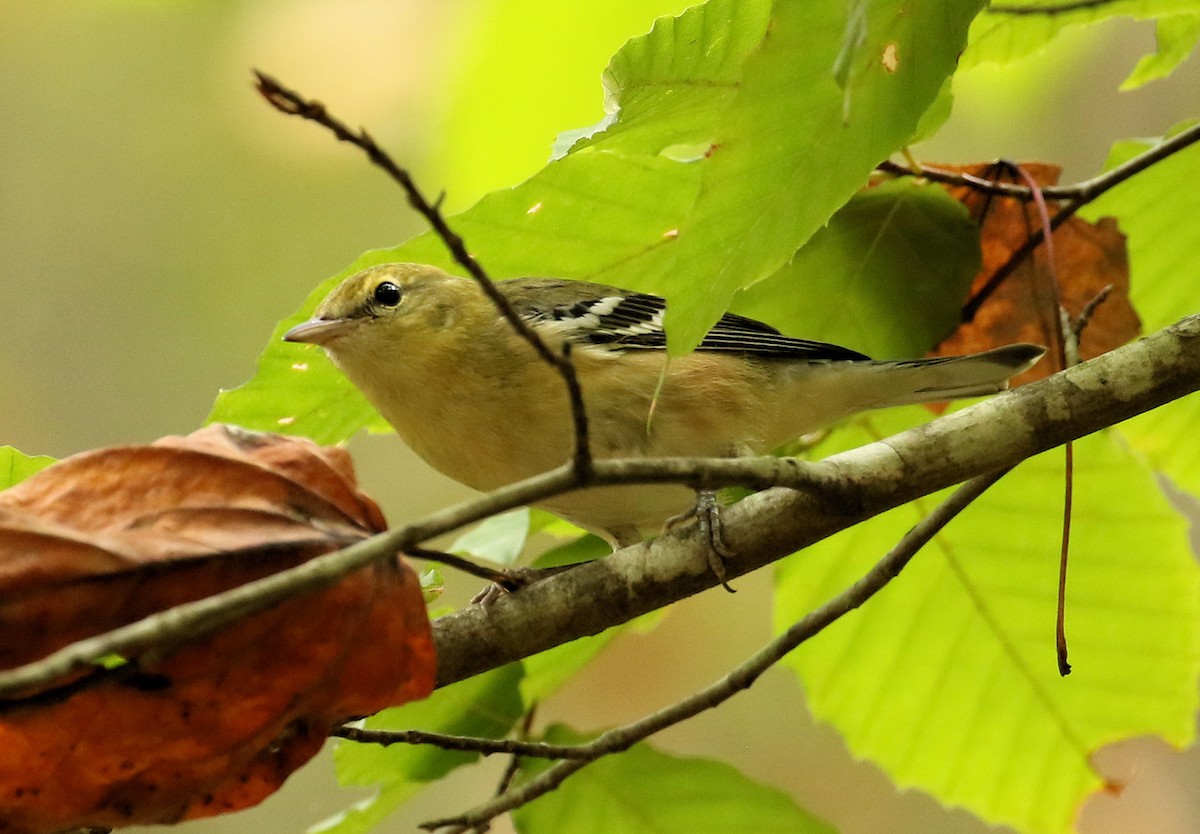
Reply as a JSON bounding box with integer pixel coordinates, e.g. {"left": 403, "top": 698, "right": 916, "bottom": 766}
{"left": 0, "top": 455, "right": 824, "bottom": 701}
{"left": 404, "top": 546, "right": 571, "bottom": 596}
{"left": 879, "top": 159, "right": 1054, "bottom": 199}
{"left": 1053, "top": 284, "right": 1115, "bottom": 676}
{"left": 404, "top": 546, "right": 514, "bottom": 586}
{"left": 882, "top": 123, "right": 1200, "bottom": 205}
{"left": 988, "top": 0, "right": 1120, "bottom": 14}
{"left": 1007, "top": 163, "right": 1066, "bottom": 366}
{"left": 1074, "top": 284, "right": 1115, "bottom": 339}
{"left": 252, "top": 70, "right": 593, "bottom": 478}
{"left": 961, "top": 203, "right": 1074, "bottom": 323}
{"left": 332, "top": 724, "right": 589, "bottom": 760}
{"left": 421, "top": 469, "right": 1011, "bottom": 832}
{"left": 494, "top": 707, "right": 540, "bottom": 806}
{"left": 879, "top": 122, "right": 1200, "bottom": 322}
{"left": 1010, "top": 161, "right": 1074, "bottom": 678}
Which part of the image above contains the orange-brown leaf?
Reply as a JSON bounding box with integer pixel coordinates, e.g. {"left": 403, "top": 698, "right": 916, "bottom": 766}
{"left": 929, "top": 162, "right": 1140, "bottom": 383}
{"left": 0, "top": 425, "right": 435, "bottom": 833}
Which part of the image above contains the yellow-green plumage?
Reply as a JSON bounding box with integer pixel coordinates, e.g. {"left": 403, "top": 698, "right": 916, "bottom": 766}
{"left": 285, "top": 263, "right": 1044, "bottom": 545}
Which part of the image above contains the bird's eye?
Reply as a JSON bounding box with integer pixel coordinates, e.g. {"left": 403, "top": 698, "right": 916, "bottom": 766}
{"left": 372, "top": 281, "right": 403, "bottom": 307}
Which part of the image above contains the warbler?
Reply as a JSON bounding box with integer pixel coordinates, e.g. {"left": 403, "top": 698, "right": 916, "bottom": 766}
{"left": 284, "top": 262, "right": 1044, "bottom": 548}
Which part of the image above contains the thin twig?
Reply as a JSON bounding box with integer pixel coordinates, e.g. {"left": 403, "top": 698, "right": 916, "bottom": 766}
{"left": 879, "top": 122, "right": 1200, "bottom": 322}
{"left": 0, "top": 455, "right": 830, "bottom": 701}
{"left": 1051, "top": 284, "right": 1115, "bottom": 676}
{"left": 332, "top": 723, "right": 589, "bottom": 760}
{"left": 988, "top": 0, "right": 1120, "bottom": 14}
{"left": 405, "top": 547, "right": 513, "bottom": 585}
{"left": 882, "top": 122, "right": 1200, "bottom": 205}
{"left": 961, "top": 203, "right": 1074, "bottom": 323}
{"left": 878, "top": 160, "right": 1054, "bottom": 200}
{"left": 494, "top": 707, "right": 540, "bottom": 801}
{"left": 1010, "top": 162, "right": 1073, "bottom": 677}
{"left": 1010, "top": 162, "right": 1066, "bottom": 367}
{"left": 405, "top": 546, "right": 571, "bottom": 594}
{"left": 1005, "top": 163, "right": 1077, "bottom": 677}
{"left": 1074, "top": 284, "right": 1114, "bottom": 337}
{"left": 252, "top": 70, "right": 593, "bottom": 479}
{"left": 420, "top": 469, "right": 1012, "bottom": 832}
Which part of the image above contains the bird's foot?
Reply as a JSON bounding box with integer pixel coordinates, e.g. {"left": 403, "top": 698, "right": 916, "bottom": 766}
{"left": 664, "top": 490, "right": 736, "bottom": 593}
{"left": 470, "top": 565, "right": 576, "bottom": 607}
{"left": 407, "top": 545, "right": 573, "bottom": 607}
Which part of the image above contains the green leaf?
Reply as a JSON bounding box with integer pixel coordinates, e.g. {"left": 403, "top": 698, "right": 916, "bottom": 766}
{"left": 0, "top": 447, "right": 55, "bottom": 490}
{"left": 774, "top": 417, "right": 1200, "bottom": 834}
{"left": 318, "top": 664, "right": 525, "bottom": 834}
{"left": 963, "top": 0, "right": 1200, "bottom": 70}
{"left": 910, "top": 74, "right": 956, "bottom": 144}
{"left": 519, "top": 533, "right": 645, "bottom": 703}
{"left": 650, "top": 0, "right": 984, "bottom": 351}
{"left": 450, "top": 508, "right": 532, "bottom": 567}
{"left": 520, "top": 615, "right": 663, "bottom": 706}
{"left": 1120, "top": 13, "right": 1200, "bottom": 89}
{"left": 1079, "top": 125, "right": 1200, "bottom": 497}
{"left": 730, "top": 179, "right": 981, "bottom": 358}
{"left": 528, "top": 508, "right": 587, "bottom": 538}
{"left": 218, "top": 1, "right": 981, "bottom": 440}
{"left": 578, "top": 0, "right": 772, "bottom": 157}
{"left": 433, "top": 0, "right": 693, "bottom": 208}
{"left": 206, "top": 250, "right": 395, "bottom": 440}
{"left": 512, "top": 726, "right": 834, "bottom": 834}
{"left": 418, "top": 568, "right": 444, "bottom": 605}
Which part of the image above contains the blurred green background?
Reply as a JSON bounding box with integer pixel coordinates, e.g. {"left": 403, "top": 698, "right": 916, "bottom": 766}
{"left": 3, "top": 2, "right": 1199, "bottom": 833}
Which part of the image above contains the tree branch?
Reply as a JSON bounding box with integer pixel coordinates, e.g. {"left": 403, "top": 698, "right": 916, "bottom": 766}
{"left": 332, "top": 725, "right": 593, "bottom": 760}
{"left": 422, "top": 468, "right": 1010, "bottom": 832}
{"left": 0, "top": 314, "right": 1195, "bottom": 701}
{"left": 432, "top": 313, "right": 1200, "bottom": 687}
{"left": 881, "top": 122, "right": 1200, "bottom": 204}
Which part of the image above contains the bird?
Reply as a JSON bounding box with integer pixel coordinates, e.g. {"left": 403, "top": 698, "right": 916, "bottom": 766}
{"left": 284, "top": 262, "right": 1044, "bottom": 552}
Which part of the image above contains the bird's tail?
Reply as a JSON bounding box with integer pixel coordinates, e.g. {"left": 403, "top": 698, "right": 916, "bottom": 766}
{"left": 868, "top": 343, "right": 1046, "bottom": 405}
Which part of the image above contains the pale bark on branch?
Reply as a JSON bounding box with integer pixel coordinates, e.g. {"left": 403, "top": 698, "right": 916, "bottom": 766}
{"left": 433, "top": 312, "right": 1200, "bottom": 687}
{"left": 0, "top": 314, "right": 1194, "bottom": 700}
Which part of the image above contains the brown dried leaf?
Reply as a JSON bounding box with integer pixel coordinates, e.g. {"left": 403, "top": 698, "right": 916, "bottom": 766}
{"left": 930, "top": 162, "right": 1141, "bottom": 383}
{"left": 0, "top": 425, "right": 435, "bottom": 833}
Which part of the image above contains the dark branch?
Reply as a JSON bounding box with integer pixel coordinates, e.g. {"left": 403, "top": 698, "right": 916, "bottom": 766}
{"left": 878, "top": 122, "right": 1200, "bottom": 322}
{"left": 988, "top": 0, "right": 1120, "bottom": 14}
{"left": 332, "top": 725, "right": 593, "bottom": 759}
{"left": 252, "top": 70, "right": 593, "bottom": 479}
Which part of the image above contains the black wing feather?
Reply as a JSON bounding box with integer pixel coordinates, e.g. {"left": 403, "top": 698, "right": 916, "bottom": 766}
{"left": 510, "top": 279, "right": 869, "bottom": 362}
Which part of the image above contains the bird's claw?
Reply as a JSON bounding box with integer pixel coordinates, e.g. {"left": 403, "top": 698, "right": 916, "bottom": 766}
{"left": 665, "top": 491, "right": 736, "bottom": 593}
{"left": 470, "top": 565, "right": 576, "bottom": 607}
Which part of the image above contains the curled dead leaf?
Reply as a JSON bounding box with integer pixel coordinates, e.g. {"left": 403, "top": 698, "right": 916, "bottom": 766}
{"left": 0, "top": 424, "right": 435, "bottom": 833}
{"left": 927, "top": 162, "right": 1141, "bottom": 383}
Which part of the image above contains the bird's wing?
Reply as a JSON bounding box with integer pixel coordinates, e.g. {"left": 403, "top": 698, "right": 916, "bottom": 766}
{"left": 506, "top": 278, "right": 871, "bottom": 361}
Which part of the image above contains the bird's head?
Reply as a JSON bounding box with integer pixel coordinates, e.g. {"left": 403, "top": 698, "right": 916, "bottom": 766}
{"left": 283, "top": 263, "right": 472, "bottom": 366}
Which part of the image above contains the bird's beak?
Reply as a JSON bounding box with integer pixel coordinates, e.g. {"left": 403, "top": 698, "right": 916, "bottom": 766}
{"left": 283, "top": 317, "right": 354, "bottom": 346}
